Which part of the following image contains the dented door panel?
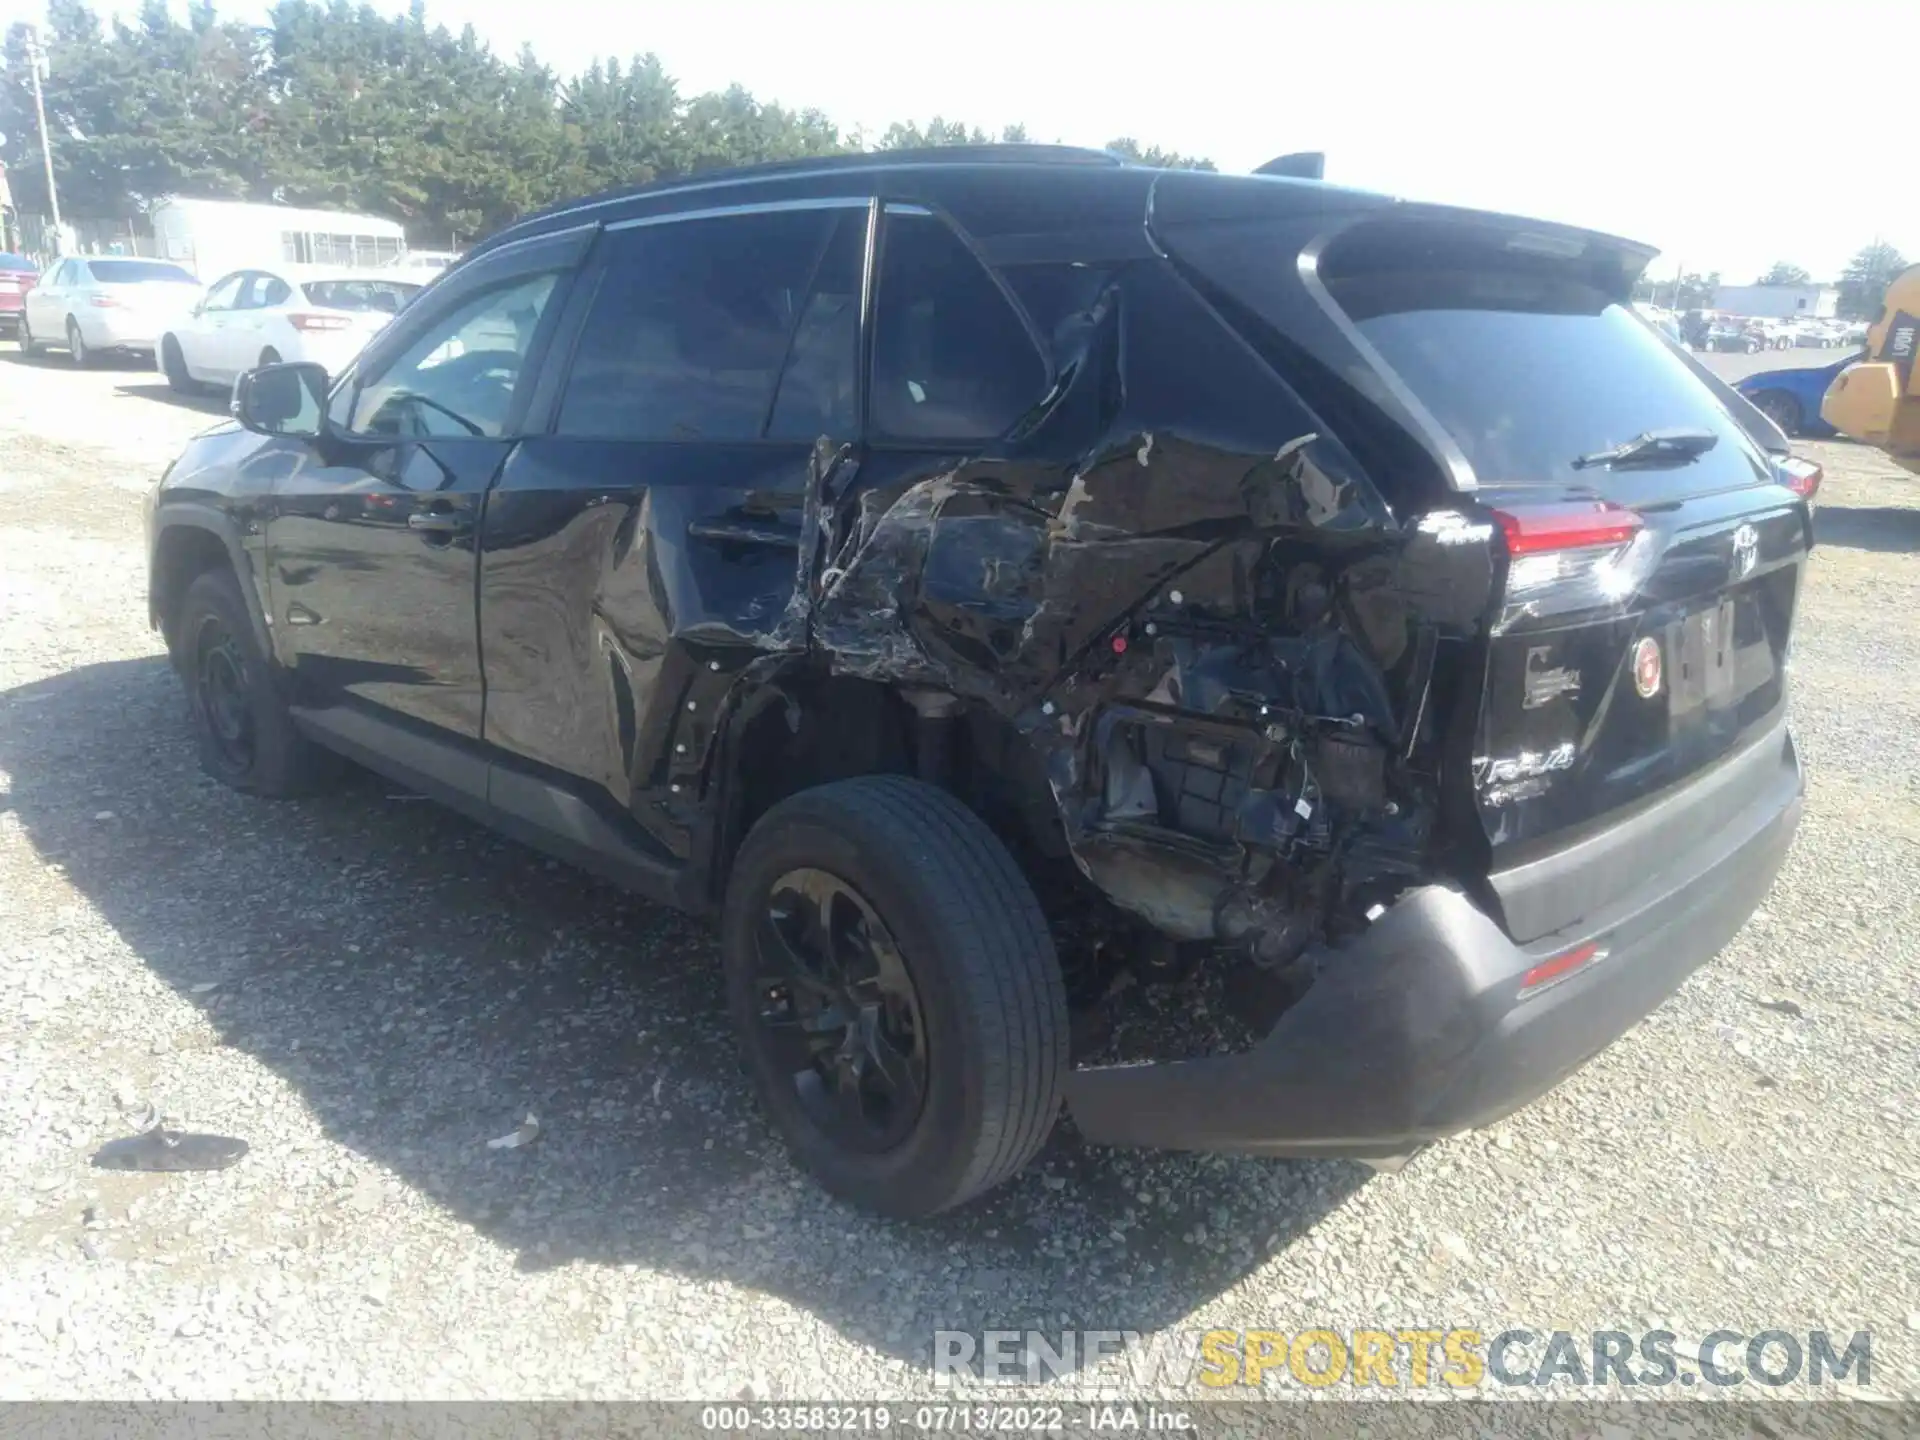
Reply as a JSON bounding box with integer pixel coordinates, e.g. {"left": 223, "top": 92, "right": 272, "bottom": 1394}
{"left": 479, "top": 438, "right": 823, "bottom": 856}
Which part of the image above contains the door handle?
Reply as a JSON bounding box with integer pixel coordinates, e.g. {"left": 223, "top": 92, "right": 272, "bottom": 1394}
{"left": 407, "top": 509, "right": 471, "bottom": 534}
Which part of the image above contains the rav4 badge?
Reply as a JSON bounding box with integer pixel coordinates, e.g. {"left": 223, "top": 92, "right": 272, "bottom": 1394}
{"left": 1632, "top": 636, "right": 1663, "bottom": 698}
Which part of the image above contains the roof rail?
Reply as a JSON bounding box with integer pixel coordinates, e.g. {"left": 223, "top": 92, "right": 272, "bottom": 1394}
{"left": 518, "top": 143, "right": 1123, "bottom": 229}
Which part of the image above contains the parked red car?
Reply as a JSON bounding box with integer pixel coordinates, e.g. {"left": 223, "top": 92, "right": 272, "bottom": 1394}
{"left": 0, "top": 252, "right": 40, "bottom": 338}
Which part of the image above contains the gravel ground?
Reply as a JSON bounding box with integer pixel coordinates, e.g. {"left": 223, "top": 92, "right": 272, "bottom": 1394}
{"left": 1, "top": 350, "right": 1916, "bottom": 1411}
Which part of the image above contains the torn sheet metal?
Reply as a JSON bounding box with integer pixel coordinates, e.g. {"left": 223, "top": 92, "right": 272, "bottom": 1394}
{"left": 733, "top": 265, "right": 1497, "bottom": 963}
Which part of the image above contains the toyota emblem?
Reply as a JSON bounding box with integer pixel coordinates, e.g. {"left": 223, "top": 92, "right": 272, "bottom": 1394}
{"left": 1632, "top": 636, "right": 1662, "bottom": 698}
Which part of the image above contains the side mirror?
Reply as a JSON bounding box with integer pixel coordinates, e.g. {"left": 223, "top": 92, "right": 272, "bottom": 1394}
{"left": 233, "top": 362, "right": 329, "bottom": 440}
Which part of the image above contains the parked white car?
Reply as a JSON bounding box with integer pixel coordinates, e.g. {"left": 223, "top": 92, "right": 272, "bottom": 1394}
{"left": 386, "top": 249, "right": 460, "bottom": 276}
{"left": 158, "top": 265, "right": 423, "bottom": 392}
{"left": 17, "top": 256, "right": 202, "bottom": 365}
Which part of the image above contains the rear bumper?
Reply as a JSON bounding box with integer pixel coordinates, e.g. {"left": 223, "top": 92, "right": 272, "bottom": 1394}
{"left": 1063, "top": 725, "right": 1802, "bottom": 1158}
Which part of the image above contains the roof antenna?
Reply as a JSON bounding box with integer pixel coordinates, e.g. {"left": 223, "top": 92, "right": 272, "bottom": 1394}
{"left": 1254, "top": 152, "right": 1325, "bottom": 180}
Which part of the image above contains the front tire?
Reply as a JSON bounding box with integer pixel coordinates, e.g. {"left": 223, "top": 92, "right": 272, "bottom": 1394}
{"left": 722, "top": 775, "right": 1068, "bottom": 1217}
{"left": 171, "top": 567, "right": 329, "bottom": 796}
{"left": 17, "top": 316, "right": 37, "bottom": 356}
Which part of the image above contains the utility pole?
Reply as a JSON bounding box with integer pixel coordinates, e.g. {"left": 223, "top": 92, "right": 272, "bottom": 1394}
{"left": 22, "top": 27, "right": 62, "bottom": 241}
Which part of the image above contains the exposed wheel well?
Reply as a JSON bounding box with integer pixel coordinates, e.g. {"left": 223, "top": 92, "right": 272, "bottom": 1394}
{"left": 150, "top": 525, "right": 234, "bottom": 651}
{"left": 706, "top": 673, "right": 1069, "bottom": 906}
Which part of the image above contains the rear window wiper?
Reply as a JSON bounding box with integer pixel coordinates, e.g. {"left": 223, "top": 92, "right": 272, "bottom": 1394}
{"left": 1572, "top": 427, "right": 1719, "bottom": 470}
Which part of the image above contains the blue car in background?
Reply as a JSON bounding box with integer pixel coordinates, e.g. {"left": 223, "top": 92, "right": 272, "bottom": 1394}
{"left": 1734, "top": 350, "right": 1862, "bottom": 437}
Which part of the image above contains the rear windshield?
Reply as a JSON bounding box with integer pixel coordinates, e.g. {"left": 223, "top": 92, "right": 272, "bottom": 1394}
{"left": 1323, "top": 259, "right": 1769, "bottom": 494}
{"left": 0, "top": 252, "right": 34, "bottom": 272}
{"left": 302, "top": 279, "right": 419, "bottom": 313}
{"left": 87, "top": 259, "right": 196, "bottom": 284}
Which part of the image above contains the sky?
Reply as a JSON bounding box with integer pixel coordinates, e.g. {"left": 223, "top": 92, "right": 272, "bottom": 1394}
{"left": 7, "top": 0, "right": 1917, "bottom": 283}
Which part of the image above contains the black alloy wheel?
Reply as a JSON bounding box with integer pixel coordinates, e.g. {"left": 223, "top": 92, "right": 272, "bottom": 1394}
{"left": 192, "top": 612, "right": 256, "bottom": 778}
{"left": 752, "top": 867, "right": 929, "bottom": 1153}
{"left": 171, "top": 567, "right": 331, "bottom": 796}
{"left": 722, "top": 775, "right": 1067, "bottom": 1216}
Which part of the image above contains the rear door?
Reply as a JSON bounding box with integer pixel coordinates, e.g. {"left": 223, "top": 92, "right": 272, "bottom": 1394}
{"left": 227, "top": 270, "right": 291, "bottom": 372}
{"left": 184, "top": 272, "right": 247, "bottom": 381}
{"left": 479, "top": 199, "right": 869, "bottom": 854}
{"left": 26, "top": 259, "right": 67, "bottom": 338}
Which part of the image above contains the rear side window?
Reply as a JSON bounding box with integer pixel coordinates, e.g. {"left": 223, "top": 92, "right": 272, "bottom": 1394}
{"left": 557, "top": 208, "right": 857, "bottom": 442}
{"left": 871, "top": 212, "right": 1046, "bottom": 443}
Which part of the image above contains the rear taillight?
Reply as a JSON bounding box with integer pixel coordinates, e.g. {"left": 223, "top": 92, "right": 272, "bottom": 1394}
{"left": 1777, "top": 456, "right": 1822, "bottom": 500}
{"left": 88, "top": 294, "right": 123, "bottom": 308}
{"left": 288, "top": 312, "right": 352, "bottom": 332}
{"left": 1492, "top": 501, "right": 1657, "bottom": 632}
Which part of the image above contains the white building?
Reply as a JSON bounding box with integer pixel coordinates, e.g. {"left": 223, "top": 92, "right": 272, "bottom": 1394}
{"left": 151, "top": 198, "right": 407, "bottom": 284}
{"left": 1712, "top": 283, "right": 1839, "bottom": 319}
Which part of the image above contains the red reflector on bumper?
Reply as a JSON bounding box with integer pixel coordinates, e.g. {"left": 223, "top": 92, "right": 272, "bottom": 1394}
{"left": 1518, "top": 941, "right": 1605, "bottom": 997}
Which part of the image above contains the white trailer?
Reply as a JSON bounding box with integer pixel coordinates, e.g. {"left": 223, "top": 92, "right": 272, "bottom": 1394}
{"left": 151, "top": 198, "right": 407, "bottom": 284}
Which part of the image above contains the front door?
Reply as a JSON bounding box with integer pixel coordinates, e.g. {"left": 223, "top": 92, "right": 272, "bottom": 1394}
{"left": 478, "top": 201, "right": 870, "bottom": 854}
{"left": 264, "top": 227, "right": 589, "bottom": 740}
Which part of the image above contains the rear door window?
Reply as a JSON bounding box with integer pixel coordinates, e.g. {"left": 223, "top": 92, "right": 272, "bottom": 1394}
{"left": 557, "top": 206, "right": 860, "bottom": 442}
{"left": 766, "top": 213, "right": 865, "bottom": 441}
{"left": 870, "top": 210, "right": 1046, "bottom": 443}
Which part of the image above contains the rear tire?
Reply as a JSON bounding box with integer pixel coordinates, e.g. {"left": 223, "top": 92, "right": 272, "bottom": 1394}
{"left": 67, "top": 318, "right": 91, "bottom": 367}
{"left": 16, "top": 316, "right": 37, "bottom": 356}
{"left": 161, "top": 336, "right": 193, "bottom": 393}
{"left": 170, "top": 567, "right": 331, "bottom": 797}
{"left": 259, "top": 347, "right": 281, "bottom": 367}
{"left": 722, "top": 775, "right": 1067, "bottom": 1217}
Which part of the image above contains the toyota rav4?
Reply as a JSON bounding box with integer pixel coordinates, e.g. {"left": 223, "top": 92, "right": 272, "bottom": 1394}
{"left": 146, "top": 146, "right": 1811, "bottom": 1217}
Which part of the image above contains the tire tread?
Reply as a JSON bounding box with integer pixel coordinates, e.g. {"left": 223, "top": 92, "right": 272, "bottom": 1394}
{"left": 732, "top": 774, "right": 1067, "bottom": 1213}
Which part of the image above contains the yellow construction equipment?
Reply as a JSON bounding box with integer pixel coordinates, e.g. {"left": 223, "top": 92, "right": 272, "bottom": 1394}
{"left": 1821, "top": 264, "right": 1920, "bottom": 474}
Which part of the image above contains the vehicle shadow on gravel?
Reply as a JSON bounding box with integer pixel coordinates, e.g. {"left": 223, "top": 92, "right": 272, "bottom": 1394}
{"left": 0, "top": 657, "right": 1367, "bottom": 1373}
{"left": 113, "top": 379, "right": 229, "bottom": 416}
{"left": 1812, "top": 504, "right": 1920, "bottom": 554}
{"left": 0, "top": 348, "right": 154, "bottom": 373}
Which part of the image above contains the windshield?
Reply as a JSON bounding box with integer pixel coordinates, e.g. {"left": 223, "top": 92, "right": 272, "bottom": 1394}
{"left": 302, "top": 278, "right": 420, "bottom": 314}
{"left": 88, "top": 259, "right": 197, "bottom": 284}
{"left": 1324, "top": 262, "right": 1770, "bottom": 496}
{"left": 0, "top": 252, "right": 35, "bottom": 273}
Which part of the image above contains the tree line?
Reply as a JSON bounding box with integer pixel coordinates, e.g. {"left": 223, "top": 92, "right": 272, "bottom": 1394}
{"left": 1638, "top": 245, "right": 1909, "bottom": 320}
{"left": 0, "top": 0, "right": 1213, "bottom": 245}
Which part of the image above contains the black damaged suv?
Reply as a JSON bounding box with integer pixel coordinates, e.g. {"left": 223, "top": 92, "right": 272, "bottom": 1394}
{"left": 147, "top": 146, "right": 1812, "bottom": 1216}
